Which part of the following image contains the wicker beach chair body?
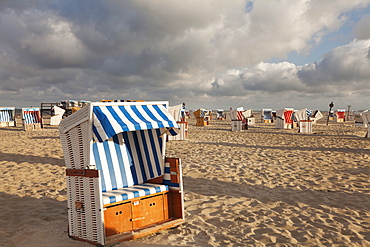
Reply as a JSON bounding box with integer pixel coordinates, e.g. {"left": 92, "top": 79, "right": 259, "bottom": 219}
{"left": 59, "top": 101, "right": 185, "bottom": 246}
{"left": 22, "top": 107, "right": 43, "bottom": 130}
{"left": 0, "top": 107, "right": 16, "bottom": 127}
{"left": 275, "top": 108, "right": 294, "bottom": 129}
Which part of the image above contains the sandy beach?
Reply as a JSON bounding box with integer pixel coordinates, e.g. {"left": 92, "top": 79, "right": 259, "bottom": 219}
{"left": 1, "top": 116, "right": 370, "bottom": 247}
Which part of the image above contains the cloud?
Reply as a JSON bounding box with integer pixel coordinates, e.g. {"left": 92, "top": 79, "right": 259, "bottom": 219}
{"left": 354, "top": 14, "right": 370, "bottom": 39}
{"left": 0, "top": 0, "right": 370, "bottom": 110}
{"left": 208, "top": 39, "right": 370, "bottom": 102}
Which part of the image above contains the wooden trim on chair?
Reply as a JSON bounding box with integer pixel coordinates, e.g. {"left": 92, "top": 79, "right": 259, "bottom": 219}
{"left": 66, "top": 169, "right": 99, "bottom": 178}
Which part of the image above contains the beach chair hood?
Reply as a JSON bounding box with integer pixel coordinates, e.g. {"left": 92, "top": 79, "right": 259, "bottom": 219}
{"left": 92, "top": 104, "right": 179, "bottom": 142}
{"left": 59, "top": 102, "right": 179, "bottom": 143}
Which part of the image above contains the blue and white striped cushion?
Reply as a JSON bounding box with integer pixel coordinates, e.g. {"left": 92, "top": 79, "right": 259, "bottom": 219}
{"left": 101, "top": 183, "right": 168, "bottom": 205}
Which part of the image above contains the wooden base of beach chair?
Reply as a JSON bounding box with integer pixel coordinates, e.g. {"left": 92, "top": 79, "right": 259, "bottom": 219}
{"left": 23, "top": 123, "right": 42, "bottom": 131}
{"left": 103, "top": 191, "right": 169, "bottom": 237}
{"left": 337, "top": 119, "right": 344, "bottom": 122}
{"left": 196, "top": 117, "right": 209, "bottom": 126}
{"left": 264, "top": 120, "right": 272, "bottom": 123}
{"left": 0, "top": 121, "right": 15, "bottom": 127}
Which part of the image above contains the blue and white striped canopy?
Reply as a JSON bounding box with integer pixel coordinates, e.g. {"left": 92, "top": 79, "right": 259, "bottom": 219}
{"left": 92, "top": 104, "right": 179, "bottom": 142}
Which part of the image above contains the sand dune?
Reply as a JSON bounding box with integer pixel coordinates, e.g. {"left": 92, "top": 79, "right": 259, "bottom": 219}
{"left": 0, "top": 117, "right": 369, "bottom": 246}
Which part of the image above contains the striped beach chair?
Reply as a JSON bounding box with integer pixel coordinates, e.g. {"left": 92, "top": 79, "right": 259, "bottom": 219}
{"left": 275, "top": 108, "right": 294, "bottom": 129}
{"left": 0, "top": 107, "right": 16, "bottom": 127}
{"left": 22, "top": 107, "right": 43, "bottom": 130}
{"left": 227, "top": 107, "right": 247, "bottom": 131}
{"left": 336, "top": 109, "right": 346, "bottom": 122}
{"left": 59, "top": 101, "right": 184, "bottom": 246}
{"left": 262, "top": 109, "right": 273, "bottom": 123}
{"left": 168, "top": 104, "right": 188, "bottom": 141}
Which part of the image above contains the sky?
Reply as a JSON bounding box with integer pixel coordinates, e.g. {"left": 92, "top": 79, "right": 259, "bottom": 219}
{"left": 0, "top": 0, "right": 370, "bottom": 111}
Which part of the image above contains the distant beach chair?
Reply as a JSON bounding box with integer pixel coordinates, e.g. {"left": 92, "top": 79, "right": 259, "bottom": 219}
{"left": 310, "top": 110, "right": 324, "bottom": 124}
{"left": 243, "top": 109, "right": 255, "bottom": 125}
{"left": 50, "top": 106, "right": 65, "bottom": 126}
{"left": 168, "top": 104, "right": 188, "bottom": 140}
{"left": 59, "top": 101, "right": 184, "bottom": 246}
{"left": 275, "top": 108, "right": 294, "bottom": 129}
{"left": 0, "top": 107, "right": 16, "bottom": 127}
{"left": 353, "top": 110, "right": 368, "bottom": 127}
{"left": 294, "top": 108, "right": 313, "bottom": 133}
{"left": 216, "top": 109, "right": 225, "bottom": 120}
{"left": 22, "top": 107, "right": 43, "bottom": 130}
{"left": 262, "top": 109, "right": 273, "bottom": 123}
{"left": 227, "top": 107, "right": 247, "bottom": 131}
{"left": 194, "top": 108, "right": 210, "bottom": 126}
{"left": 336, "top": 109, "right": 346, "bottom": 122}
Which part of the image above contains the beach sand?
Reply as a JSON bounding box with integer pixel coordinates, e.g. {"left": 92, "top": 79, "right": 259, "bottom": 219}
{"left": 1, "top": 116, "right": 370, "bottom": 246}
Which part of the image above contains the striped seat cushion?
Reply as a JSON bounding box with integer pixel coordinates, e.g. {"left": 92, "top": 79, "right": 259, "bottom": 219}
{"left": 102, "top": 183, "right": 168, "bottom": 205}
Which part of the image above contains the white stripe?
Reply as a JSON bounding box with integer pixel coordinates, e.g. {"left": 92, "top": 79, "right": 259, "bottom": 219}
{"left": 137, "top": 105, "right": 159, "bottom": 129}
{"left": 97, "top": 142, "right": 113, "bottom": 191}
{"left": 100, "top": 106, "right": 124, "bottom": 137}
{"left": 111, "top": 105, "right": 130, "bottom": 131}
{"left": 107, "top": 139, "right": 123, "bottom": 189}
{"left": 124, "top": 105, "right": 147, "bottom": 130}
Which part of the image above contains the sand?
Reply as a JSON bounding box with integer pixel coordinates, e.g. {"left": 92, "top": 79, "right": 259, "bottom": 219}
{"left": 0, "top": 116, "right": 370, "bottom": 247}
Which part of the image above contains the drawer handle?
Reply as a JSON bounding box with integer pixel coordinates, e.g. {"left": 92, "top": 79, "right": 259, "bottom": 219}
{"left": 131, "top": 217, "right": 145, "bottom": 222}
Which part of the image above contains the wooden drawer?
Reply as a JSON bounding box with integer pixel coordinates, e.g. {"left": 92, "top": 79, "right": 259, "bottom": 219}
{"left": 104, "top": 192, "right": 169, "bottom": 237}
{"left": 104, "top": 202, "right": 132, "bottom": 236}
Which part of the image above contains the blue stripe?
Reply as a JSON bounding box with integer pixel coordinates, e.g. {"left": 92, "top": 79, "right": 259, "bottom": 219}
{"left": 92, "top": 125, "right": 103, "bottom": 142}
{"left": 163, "top": 180, "right": 180, "bottom": 188}
{"left": 143, "top": 105, "right": 164, "bottom": 128}
{"left": 132, "top": 105, "right": 152, "bottom": 130}
{"left": 149, "top": 129, "right": 162, "bottom": 175}
{"left": 157, "top": 129, "right": 163, "bottom": 152}
{"left": 106, "top": 106, "right": 128, "bottom": 132}
{"left": 109, "top": 196, "right": 117, "bottom": 204}
{"left": 92, "top": 143, "right": 106, "bottom": 192}
{"left": 164, "top": 166, "right": 170, "bottom": 173}
{"left": 118, "top": 105, "right": 141, "bottom": 130}
{"left": 140, "top": 130, "right": 155, "bottom": 179}
{"left": 93, "top": 107, "right": 116, "bottom": 141}
{"left": 103, "top": 141, "right": 118, "bottom": 190}
{"left": 154, "top": 105, "right": 175, "bottom": 127}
